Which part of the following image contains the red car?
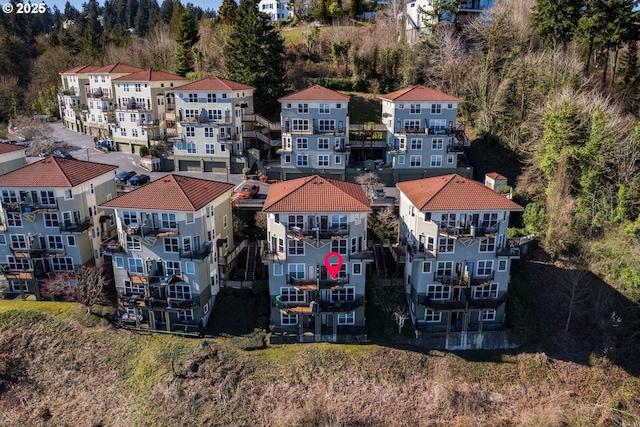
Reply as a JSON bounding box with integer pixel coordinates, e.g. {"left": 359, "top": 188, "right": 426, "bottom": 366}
{"left": 236, "top": 184, "right": 259, "bottom": 199}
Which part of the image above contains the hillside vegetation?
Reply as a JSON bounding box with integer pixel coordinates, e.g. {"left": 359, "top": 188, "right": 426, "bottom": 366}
{"left": 2, "top": 279, "right": 640, "bottom": 427}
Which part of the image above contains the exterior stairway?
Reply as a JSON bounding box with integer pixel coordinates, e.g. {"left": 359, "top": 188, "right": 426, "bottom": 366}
{"left": 245, "top": 242, "right": 258, "bottom": 281}
{"left": 373, "top": 244, "right": 387, "bottom": 278}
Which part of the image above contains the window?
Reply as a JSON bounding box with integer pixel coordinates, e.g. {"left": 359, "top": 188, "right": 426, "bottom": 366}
{"left": 297, "top": 103, "right": 308, "bottom": 113}
{"left": 50, "top": 257, "right": 74, "bottom": 272}
{"left": 185, "top": 126, "right": 195, "bottom": 137}
{"left": 410, "top": 104, "right": 421, "bottom": 114}
{"left": 425, "top": 309, "right": 441, "bottom": 322}
{"left": 7, "top": 256, "right": 29, "bottom": 270}
{"left": 410, "top": 155, "right": 422, "bottom": 167}
{"left": 351, "top": 237, "right": 357, "bottom": 254}
{"left": 177, "top": 310, "right": 194, "bottom": 322}
{"left": 118, "top": 112, "right": 125, "bottom": 122}
{"left": 129, "top": 113, "right": 137, "bottom": 122}
{"left": 44, "top": 213, "right": 59, "bottom": 228}
{"left": 186, "top": 143, "right": 196, "bottom": 153}
{"left": 352, "top": 263, "right": 362, "bottom": 275}
{"left": 10, "top": 235, "right": 26, "bottom": 249}
{"left": 481, "top": 213, "right": 499, "bottom": 229}
{"left": 64, "top": 189, "right": 73, "bottom": 200}
{"left": 169, "top": 283, "right": 191, "bottom": 299}
{"left": 430, "top": 155, "right": 442, "bottom": 167}
{"left": 161, "top": 213, "right": 177, "bottom": 229}
{"left": 283, "top": 154, "right": 291, "bottom": 164}
{"left": 296, "top": 154, "right": 309, "bottom": 166}
{"left": 296, "top": 138, "right": 308, "bottom": 149}
{"left": 291, "top": 119, "right": 309, "bottom": 131}
{"left": 429, "top": 119, "right": 446, "bottom": 132}
{"left": 318, "top": 119, "right": 335, "bottom": 131}
{"left": 427, "top": 284, "right": 451, "bottom": 300}
{"left": 422, "top": 262, "right": 432, "bottom": 273}
{"left": 441, "top": 213, "right": 456, "bottom": 227}
{"left": 337, "top": 312, "right": 355, "bottom": 325}
{"left": 410, "top": 139, "right": 422, "bottom": 150}
{"left": 128, "top": 258, "right": 144, "bottom": 274}
{"left": 331, "top": 239, "right": 348, "bottom": 255}
{"left": 331, "top": 286, "right": 354, "bottom": 302}
{"left": 318, "top": 155, "right": 329, "bottom": 167}
{"left": 164, "top": 237, "right": 179, "bottom": 253}
{"left": 1, "top": 190, "right": 18, "bottom": 204}
{"left": 498, "top": 259, "right": 508, "bottom": 272}
{"left": 398, "top": 155, "right": 405, "bottom": 165}
{"left": 287, "top": 263, "right": 304, "bottom": 279}
{"left": 318, "top": 138, "right": 330, "bottom": 150}
{"left": 165, "top": 260, "right": 181, "bottom": 276}
{"left": 184, "top": 108, "right": 198, "bottom": 119}
{"left": 438, "top": 237, "right": 454, "bottom": 253}
{"left": 7, "top": 213, "right": 21, "bottom": 227}
{"left": 223, "top": 214, "right": 228, "bottom": 228}
{"left": 479, "top": 237, "right": 496, "bottom": 252}
{"left": 281, "top": 313, "right": 297, "bottom": 325}
{"left": 208, "top": 110, "right": 222, "bottom": 120}
{"left": 319, "top": 103, "right": 330, "bottom": 113}
{"left": 273, "top": 263, "right": 283, "bottom": 276}
{"left": 403, "top": 119, "right": 421, "bottom": 132}
{"left": 447, "top": 155, "right": 455, "bottom": 164}
{"left": 436, "top": 261, "right": 453, "bottom": 277}
{"left": 47, "top": 235, "right": 63, "bottom": 250}
{"left": 431, "top": 103, "right": 442, "bottom": 114}
{"left": 205, "top": 144, "right": 215, "bottom": 154}
{"left": 115, "top": 257, "right": 124, "bottom": 269}
{"left": 66, "top": 235, "right": 76, "bottom": 246}
{"left": 426, "top": 236, "right": 435, "bottom": 251}
{"left": 204, "top": 128, "right": 215, "bottom": 138}
{"left": 480, "top": 310, "right": 497, "bottom": 321}
{"left": 120, "top": 128, "right": 127, "bottom": 137}
{"left": 185, "top": 262, "right": 195, "bottom": 275}
{"left": 134, "top": 83, "right": 141, "bottom": 92}
{"left": 473, "top": 283, "right": 498, "bottom": 299}
{"left": 188, "top": 93, "right": 198, "bottom": 103}
{"left": 131, "top": 128, "right": 138, "bottom": 138}
{"left": 39, "top": 190, "right": 56, "bottom": 206}
{"left": 280, "top": 287, "right": 305, "bottom": 302}
{"left": 207, "top": 93, "right": 216, "bottom": 103}
{"left": 288, "top": 239, "right": 304, "bottom": 255}
{"left": 125, "top": 235, "right": 141, "bottom": 251}
{"left": 477, "top": 261, "right": 493, "bottom": 276}
{"left": 432, "top": 138, "right": 444, "bottom": 150}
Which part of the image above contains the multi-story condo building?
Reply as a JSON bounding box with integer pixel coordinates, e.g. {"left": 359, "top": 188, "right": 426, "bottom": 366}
{"left": 380, "top": 85, "right": 465, "bottom": 182}
{"left": 263, "top": 175, "right": 373, "bottom": 343}
{"left": 58, "top": 64, "right": 99, "bottom": 133}
{"left": 279, "top": 85, "right": 351, "bottom": 181}
{"left": 111, "top": 69, "right": 189, "bottom": 154}
{"left": 101, "top": 174, "right": 234, "bottom": 335}
{"left": 0, "top": 142, "right": 26, "bottom": 175}
{"left": 406, "top": 0, "right": 495, "bottom": 43}
{"left": 258, "top": 0, "right": 292, "bottom": 21}
{"left": 0, "top": 157, "right": 118, "bottom": 299}
{"left": 171, "top": 77, "right": 255, "bottom": 173}
{"left": 396, "top": 174, "right": 523, "bottom": 349}
{"left": 84, "top": 63, "right": 144, "bottom": 139}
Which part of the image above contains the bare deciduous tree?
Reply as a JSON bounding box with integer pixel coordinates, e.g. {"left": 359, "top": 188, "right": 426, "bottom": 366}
{"left": 75, "top": 266, "right": 108, "bottom": 314}
{"left": 559, "top": 259, "right": 592, "bottom": 332}
{"left": 355, "top": 171, "right": 382, "bottom": 200}
{"left": 7, "top": 115, "right": 53, "bottom": 143}
{"left": 393, "top": 306, "right": 410, "bottom": 334}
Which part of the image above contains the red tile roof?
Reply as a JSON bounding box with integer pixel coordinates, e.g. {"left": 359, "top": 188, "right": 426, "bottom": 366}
{"left": 485, "top": 172, "right": 507, "bottom": 181}
{"left": 88, "top": 63, "right": 144, "bottom": 74}
{"left": 263, "top": 175, "right": 370, "bottom": 213}
{"left": 0, "top": 157, "right": 117, "bottom": 187}
{"left": 0, "top": 142, "right": 26, "bottom": 155}
{"left": 279, "top": 85, "right": 351, "bottom": 102}
{"left": 174, "top": 77, "right": 254, "bottom": 91}
{"left": 380, "top": 85, "right": 459, "bottom": 102}
{"left": 60, "top": 64, "right": 100, "bottom": 74}
{"left": 112, "top": 69, "right": 189, "bottom": 82}
{"left": 396, "top": 174, "right": 522, "bottom": 211}
{"left": 101, "top": 174, "right": 234, "bottom": 211}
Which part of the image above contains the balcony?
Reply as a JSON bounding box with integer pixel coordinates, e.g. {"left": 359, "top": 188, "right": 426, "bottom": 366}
{"left": 10, "top": 246, "right": 59, "bottom": 259}
{"left": 217, "top": 133, "right": 239, "bottom": 142}
{"left": 126, "top": 220, "right": 179, "bottom": 241}
{"left": 286, "top": 224, "right": 350, "bottom": 241}
{"left": 88, "top": 90, "right": 106, "bottom": 99}
{"left": 2, "top": 200, "right": 57, "bottom": 214}
{"left": 60, "top": 88, "right": 77, "bottom": 96}
{"left": 387, "top": 144, "right": 406, "bottom": 153}
{"left": 418, "top": 295, "right": 466, "bottom": 311}
{"left": 334, "top": 143, "right": 350, "bottom": 153}
{"left": 179, "top": 241, "right": 213, "bottom": 261}
{"left": 0, "top": 265, "right": 36, "bottom": 280}
{"left": 318, "top": 296, "right": 364, "bottom": 313}
{"left": 435, "top": 274, "right": 464, "bottom": 287}
{"left": 318, "top": 274, "right": 350, "bottom": 289}
{"left": 273, "top": 297, "right": 316, "bottom": 314}
{"left": 287, "top": 274, "right": 350, "bottom": 291}
{"left": 468, "top": 293, "right": 507, "bottom": 310}
{"left": 427, "top": 126, "right": 456, "bottom": 136}
{"left": 314, "top": 127, "right": 346, "bottom": 136}
{"left": 59, "top": 219, "right": 91, "bottom": 233}
{"left": 469, "top": 272, "right": 494, "bottom": 286}
{"left": 137, "top": 120, "right": 160, "bottom": 127}
{"left": 438, "top": 222, "right": 500, "bottom": 238}
{"left": 406, "top": 244, "right": 436, "bottom": 259}
{"left": 117, "top": 292, "right": 146, "bottom": 306}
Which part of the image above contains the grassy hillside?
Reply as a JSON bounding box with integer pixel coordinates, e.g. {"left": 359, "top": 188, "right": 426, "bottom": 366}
{"left": 1, "top": 279, "right": 639, "bottom": 427}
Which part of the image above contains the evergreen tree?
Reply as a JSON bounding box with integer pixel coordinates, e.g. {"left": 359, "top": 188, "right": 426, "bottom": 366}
{"left": 174, "top": 7, "right": 200, "bottom": 76}
{"left": 169, "top": 1, "right": 185, "bottom": 33}
{"left": 125, "top": 0, "right": 139, "bottom": 28}
{"left": 349, "top": 0, "right": 363, "bottom": 19}
{"left": 418, "top": 0, "right": 459, "bottom": 30}
{"left": 63, "top": 1, "right": 79, "bottom": 20}
{"left": 135, "top": 0, "right": 151, "bottom": 35}
{"left": 223, "top": 0, "right": 285, "bottom": 113}
{"left": 531, "top": 0, "right": 582, "bottom": 49}
{"left": 217, "top": 0, "right": 238, "bottom": 25}
{"left": 159, "top": 0, "right": 174, "bottom": 23}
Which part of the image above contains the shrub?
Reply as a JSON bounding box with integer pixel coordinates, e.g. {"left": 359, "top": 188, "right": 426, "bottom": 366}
{"left": 139, "top": 146, "right": 149, "bottom": 157}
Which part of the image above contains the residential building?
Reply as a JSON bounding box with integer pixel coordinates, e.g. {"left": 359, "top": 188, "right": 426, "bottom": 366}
{"left": 380, "top": 85, "right": 468, "bottom": 182}
{"left": 58, "top": 64, "right": 100, "bottom": 133}
{"left": 258, "top": 0, "right": 292, "bottom": 21}
{"left": 111, "top": 69, "right": 189, "bottom": 154}
{"left": 406, "top": 0, "right": 495, "bottom": 43}
{"left": 396, "top": 174, "right": 523, "bottom": 349}
{"left": 278, "top": 85, "right": 351, "bottom": 180}
{"left": 263, "top": 175, "right": 373, "bottom": 343}
{"left": 0, "top": 142, "right": 27, "bottom": 175}
{"left": 171, "top": 77, "right": 255, "bottom": 173}
{"left": 100, "top": 174, "right": 234, "bottom": 335}
{"left": 0, "top": 157, "right": 118, "bottom": 300}
{"left": 84, "top": 63, "right": 144, "bottom": 139}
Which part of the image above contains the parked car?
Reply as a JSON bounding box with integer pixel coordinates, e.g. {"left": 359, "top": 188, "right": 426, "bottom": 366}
{"left": 373, "top": 188, "right": 386, "bottom": 200}
{"left": 127, "top": 174, "right": 150, "bottom": 186}
{"left": 236, "top": 184, "right": 260, "bottom": 199}
{"left": 97, "top": 140, "right": 114, "bottom": 151}
{"left": 53, "top": 150, "right": 74, "bottom": 159}
{"left": 115, "top": 170, "right": 137, "bottom": 182}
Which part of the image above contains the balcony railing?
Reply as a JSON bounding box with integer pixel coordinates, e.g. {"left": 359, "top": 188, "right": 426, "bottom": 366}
{"left": 179, "top": 241, "right": 213, "bottom": 261}
{"left": 314, "top": 127, "right": 346, "bottom": 136}
{"left": 438, "top": 222, "right": 500, "bottom": 238}
{"left": 137, "top": 120, "right": 160, "bottom": 127}
{"left": 60, "top": 88, "right": 77, "bottom": 96}
{"left": 469, "top": 272, "right": 494, "bottom": 286}
{"left": 273, "top": 297, "right": 315, "bottom": 314}
{"left": 318, "top": 296, "right": 364, "bottom": 313}
{"left": 387, "top": 144, "right": 406, "bottom": 153}
{"left": 427, "top": 126, "right": 456, "bottom": 135}
{"left": 334, "top": 144, "right": 350, "bottom": 153}
{"left": 273, "top": 297, "right": 364, "bottom": 314}
{"left": 286, "top": 224, "right": 350, "bottom": 241}
{"left": 287, "top": 274, "right": 350, "bottom": 291}
{"left": 126, "top": 220, "right": 179, "bottom": 239}
{"left": 418, "top": 295, "right": 466, "bottom": 311}
{"left": 468, "top": 293, "right": 507, "bottom": 310}
{"left": 2, "top": 200, "right": 57, "bottom": 214}
{"left": 217, "top": 133, "right": 239, "bottom": 142}
{"left": 59, "top": 219, "right": 91, "bottom": 233}
{"left": 435, "top": 274, "right": 464, "bottom": 286}
{"left": 406, "top": 244, "right": 436, "bottom": 259}
{"left": 318, "top": 274, "right": 350, "bottom": 289}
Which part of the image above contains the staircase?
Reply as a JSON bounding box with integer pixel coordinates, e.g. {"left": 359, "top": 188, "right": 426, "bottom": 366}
{"left": 245, "top": 242, "right": 258, "bottom": 281}
{"left": 373, "top": 244, "right": 387, "bottom": 278}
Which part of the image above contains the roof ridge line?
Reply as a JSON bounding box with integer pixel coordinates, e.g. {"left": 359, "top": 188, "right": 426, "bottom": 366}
{"left": 52, "top": 157, "right": 74, "bottom": 187}
{"left": 419, "top": 174, "right": 457, "bottom": 210}
{"left": 262, "top": 176, "right": 315, "bottom": 211}
{"left": 171, "top": 174, "right": 198, "bottom": 211}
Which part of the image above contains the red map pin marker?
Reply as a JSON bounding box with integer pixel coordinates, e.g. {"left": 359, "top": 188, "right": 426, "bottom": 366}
{"left": 324, "top": 252, "right": 344, "bottom": 279}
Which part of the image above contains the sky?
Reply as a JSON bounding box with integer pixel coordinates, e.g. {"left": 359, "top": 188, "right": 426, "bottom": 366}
{"left": 47, "top": 0, "right": 224, "bottom": 14}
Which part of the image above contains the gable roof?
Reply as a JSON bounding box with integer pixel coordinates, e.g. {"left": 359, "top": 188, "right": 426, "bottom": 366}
{"left": 112, "top": 69, "right": 189, "bottom": 82}
{"left": 101, "top": 174, "right": 234, "bottom": 211}
{"left": 174, "top": 76, "right": 254, "bottom": 91}
{"left": 396, "top": 174, "right": 522, "bottom": 211}
{"left": 263, "top": 175, "right": 370, "bottom": 213}
{"left": 379, "top": 85, "right": 459, "bottom": 102}
{"left": 0, "top": 142, "right": 26, "bottom": 155}
{"left": 485, "top": 172, "right": 507, "bottom": 181}
{"left": 60, "top": 64, "right": 100, "bottom": 75}
{"left": 87, "top": 63, "right": 144, "bottom": 75}
{"left": 279, "top": 85, "right": 351, "bottom": 102}
{"left": 0, "top": 157, "right": 117, "bottom": 187}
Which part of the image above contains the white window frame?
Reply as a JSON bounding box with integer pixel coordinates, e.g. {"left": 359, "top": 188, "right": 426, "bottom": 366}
{"left": 337, "top": 312, "right": 355, "bottom": 325}
{"left": 476, "top": 260, "right": 494, "bottom": 276}
{"left": 425, "top": 309, "right": 441, "bottom": 322}
{"left": 422, "top": 261, "right": 432, "bottom": 274}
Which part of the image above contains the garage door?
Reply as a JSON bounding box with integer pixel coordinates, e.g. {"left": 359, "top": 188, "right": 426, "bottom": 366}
{"left": 179, "top": 160, "right": 201, "bottom": 171}
{"left": 203, "top": 161, "right": 227, "bottom": 173}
